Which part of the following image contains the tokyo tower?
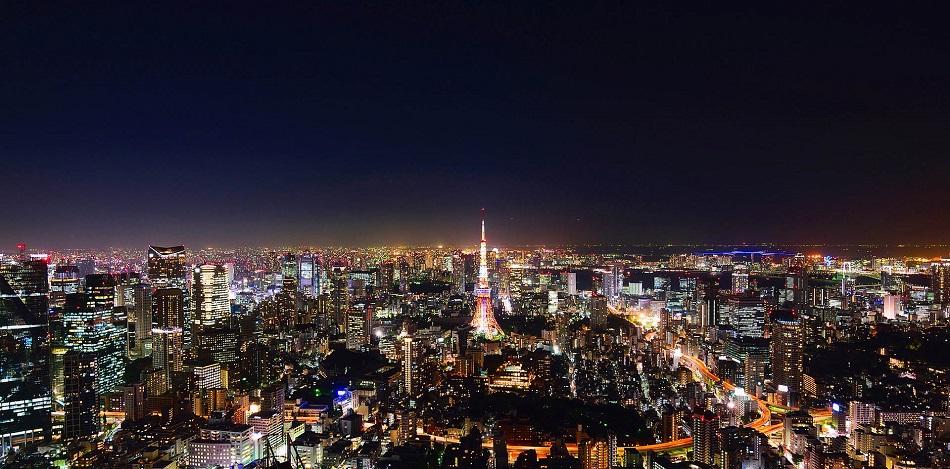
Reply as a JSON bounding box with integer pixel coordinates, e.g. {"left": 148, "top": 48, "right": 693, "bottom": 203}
{"left": 471, "top": 210, "right": 503, "bottom": 339}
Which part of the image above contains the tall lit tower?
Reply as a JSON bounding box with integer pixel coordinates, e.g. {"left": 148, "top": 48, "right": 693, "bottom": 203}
{"left": 470, "top": 210, "right": 503, "bottom": 339}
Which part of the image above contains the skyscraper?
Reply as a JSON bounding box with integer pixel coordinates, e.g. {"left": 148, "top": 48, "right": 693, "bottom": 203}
{"left": 732, "top": 265, "right": 750, "bottom": 294}
{"left": 298, "top": 253, "right": 316, "bottom": 297}
{"left": 602, "top": 262, "right": 623, "bottom": 299}
{"left": 0, "top": 256, "right": 52, "bottom": 454}
{"left": 723, "top": 336, "right": 770, "bottom": 394}
{"left": 63, "top": 293, "right": 127, "bottom": 395}
{"left": 50, "top": 264, "right": 81, "bottom": 308}
{"left": 346, "top": 302, "right": 372, "bottom": 351}
{"left": 147, "top": 245, "right": 187, "bottom": 287}
{"left": 63, "top": 351, "right": 98, "bottom": 440}
{"left": 470, "top": 211, "right": 503, "bottom": 338}
{"left": 699, "top": 277, "right": 719, "bottom": 332}
{"left": 771, "top": 309, "right": 803, "bottom": 407}
{"left": 691, "top": 409, "right": 719, "bottom": 466}
{"left": 116, "top": 277, "right": 152, "bottom": 358}
{"left": 402, "top": 333, "right": 420, "bottom": 396}
{"left": 329, "top": 265, "right": 348, "bottom": 333}
{"left": 153, "top": 288, "right": 185, "bottom": 380}
{"left": 154, "top": 287, "right": 185, "bottom": 329}
{"left": 147, "top": 245, "right": 191, "bottom": 346}
{"left": 931, "top": 259, "right": 950, "bottom": 305}
{"left": 726, "top": 296, "right": 766, "bottom": 338}
{"left": 192, "top": 264, "right": 230, "bottom": 330}
{"left": 82, "top": 273, "right": 116, "bottom": 313}
{"left": 589, "top": 295, "right": 609, "bottom": 330}
{"left": 281, "top": 253, "right": 298, "bottom": 295}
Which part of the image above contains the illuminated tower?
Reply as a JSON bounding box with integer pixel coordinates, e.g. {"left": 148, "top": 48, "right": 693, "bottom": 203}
{"left": 470, "top": 211, "right": 503, "bottom": 339}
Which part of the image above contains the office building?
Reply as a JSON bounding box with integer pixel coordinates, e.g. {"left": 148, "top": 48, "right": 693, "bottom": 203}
{"left": 281, "top": 253, "right": 298, "bottom": 295}
{"left": 63, "top": 351, "right": 98, "bottom": 440}
{"left": 147, "top": 245, "right": 191, "bottom": 346}
{"left": 63, "top": 293, "right": 126, "bottom": 395}
{"left": 116, "top": 278, "right": 152, "bottom": 358}
{"left": 193, "top": 264, "right": 230, "bottom": 330}
{"left": 771, "top": 310, "right": 803, "bottom": 407}
{"left": 590, "top": 295, "right": 609, "bottom": 330}
{"left": 122, "top": 382, "right": 146, "bottom": 423}
{"left": 346, "top": 302, "right": 372, "bottom": 350}
{"left": 0, "top": 256, "right": 52, "bottom": 452}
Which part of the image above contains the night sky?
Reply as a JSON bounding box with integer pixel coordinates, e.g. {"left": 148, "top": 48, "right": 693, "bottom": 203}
{"left": 4, "top": 3, "right": 950, "bottom": 248}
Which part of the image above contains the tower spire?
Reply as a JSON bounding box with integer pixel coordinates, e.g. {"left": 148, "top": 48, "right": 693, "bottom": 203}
{"left": 480, "top": 208, "right": 485, "bottom": 242}
{"left": 471, "top": 209, "right": 502, "bottom": 339}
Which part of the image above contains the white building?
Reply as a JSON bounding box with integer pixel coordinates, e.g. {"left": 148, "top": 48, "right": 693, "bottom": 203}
{"left": 187, "top": 423, "right": 255, "bottom": 468}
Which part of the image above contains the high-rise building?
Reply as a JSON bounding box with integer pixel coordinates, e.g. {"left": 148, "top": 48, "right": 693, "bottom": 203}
{"left": 63, "top": 293, "right": 127, "bottom": 395}
{"left": 771, "top": 310, "right": 803, "bottom": 407}
{"left": 0, "top": 256, "right": 53, "bottom": 452}
{"left": 154, "top": 287, "right": 185, "bottom": 329}
{"left": 718, "top": 426, "right": 765, "bottom": 469}
{"left": 470, "top": 211, "right": 503, "bottom": 338}
{"left": 659, "top": 404, "right": 686, "bottom": 442}
{"left": 122, "top": 382, "right": 146, "bottom": 423}
{"left": 732, "top": 265, "right": 750, "bottom": 294}
{"left": 882, "top": 293, "right": 901, "bottom": 320}
{"left": 298, "top": 253, "right": 316, "bottom": 297}
{"left": 147, "top": 245, "right": 187, "bottom": 287}
{"left": 932, "top": 259, "right": 950, "bottom": 305}
{"left": 153, "top": 287, "right": 185, "bottom": 387}
{"left": 193, "top": 362, "right": 223, "bottom": 390}
{"left": 329, "top": 266, "right": 348, "bottom": 333}
{"left": 260, "top": 383, "right": 285, "bottom": 414}
{"left": 561, "top": 271, "right": 577, "bottom": 296}
{"left": 346, "top": 302, "right": 372, "bottom": 350}
{"left": 63, "top": 350, "right": 98, "bottom": 440}
{"left": 602, "top": 263, "right": 623, "bottom": 299}
{"left": 50, "top": 264, "right": 81, "bottom": 308}
{"left": 725, "top": 296, "right": 766, "bottom": 338}
{"left": 699, "top": 278, "right": 720, "bottom": 332}
{"left": 589, "top": 295, "right": 609, "bottom": 330}
{"left": 83, "top": 273, "right": 116, "bottom": 313}
{"left": 691, "top": 409, "right": 719, "bottom": 466}
{"left": 380, "top": 261, "right": 395, "bottom": 294}
{"left": 192, "top": 264, "right": 230, "bottom": 330}
{"left": 116, "top": 278, "right": 152, "bottom": 358}
{"left": 147, "top": 245, "right": 191, "bottom": 346}
{"left": 578, "top": 433, "right": 617, "bottom": 469}
{"left": 723, "top": 336, "right": 770, "bottom": 394}
{"left": 194, "top": 325, "right": 239, "bottom": 364}
{"left": 402, "top": 333, "right": 420, "bottom": 396}
{"left": 281, "top": 253, "right": 298, "bottom": 295}
{"left": 152, "top": 327, "right": 184, "bottom": 379}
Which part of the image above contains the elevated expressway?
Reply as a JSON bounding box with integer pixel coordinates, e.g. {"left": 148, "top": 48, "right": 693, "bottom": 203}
{"left": 423, "top": 304, "right": 831, "bottom": 460}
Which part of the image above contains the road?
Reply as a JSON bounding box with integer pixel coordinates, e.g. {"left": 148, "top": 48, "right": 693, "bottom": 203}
{"left": 421, "top": 304, "right": 829, "bottom": 458}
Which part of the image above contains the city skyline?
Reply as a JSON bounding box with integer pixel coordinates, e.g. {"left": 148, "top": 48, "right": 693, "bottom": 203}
{"left": 4, "top": 4, "right": 950, "bottom": 467}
